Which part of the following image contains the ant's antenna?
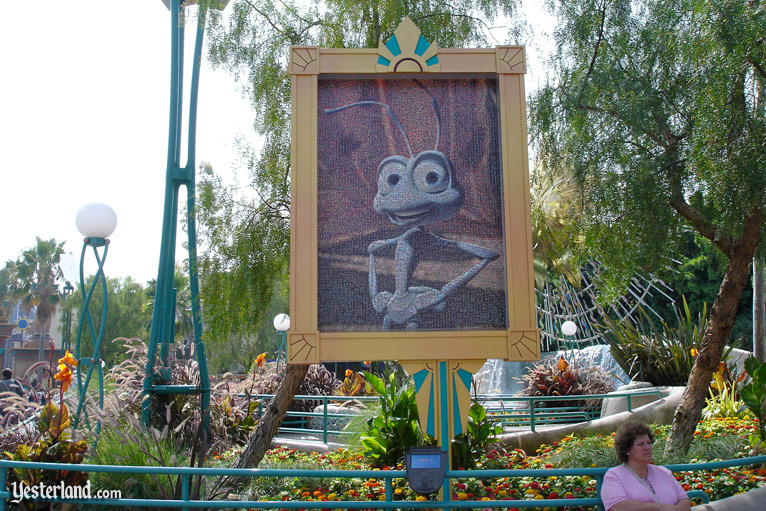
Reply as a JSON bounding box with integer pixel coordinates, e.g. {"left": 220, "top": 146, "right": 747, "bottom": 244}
{"left": 325, "top": 101, "right": 414, "bottom": 159}
{"left": 413, "top": 80, "right": 441, "bottom": 151}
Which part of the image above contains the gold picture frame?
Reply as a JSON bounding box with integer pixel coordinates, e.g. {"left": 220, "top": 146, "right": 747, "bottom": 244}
{"left": 288, "top": 19, "right": 538, "bottom": 364}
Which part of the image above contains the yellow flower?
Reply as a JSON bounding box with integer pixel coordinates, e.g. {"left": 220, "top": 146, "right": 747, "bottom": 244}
{"left": 58, "top": 350, "right": 78, "bottom": 368}
{"left": 457, "top": 492, "right": 467, "bottom": 500}
{"left": 690, "top": 348, "right": 699, "bottom": 357}
{"left": 416, "top": 496, "right": 427, "bottom": 501}
{"left": 54, "top": 363, "right": 73, "bottom": 392}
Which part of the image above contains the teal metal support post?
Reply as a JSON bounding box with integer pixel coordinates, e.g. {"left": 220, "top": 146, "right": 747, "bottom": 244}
{"left": 72, "top": 237, "right": 110, "bottom": 432}
{"left": 61, "top": 281, "right": 74, "bottom": 353}
{"left": 142, "top": 0, "right": 223, "bottom": 432}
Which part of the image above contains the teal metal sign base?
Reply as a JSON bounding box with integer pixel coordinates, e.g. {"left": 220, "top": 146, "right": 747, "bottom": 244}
{"left": 142, "top": 0, "right": 212, "bottom": 434}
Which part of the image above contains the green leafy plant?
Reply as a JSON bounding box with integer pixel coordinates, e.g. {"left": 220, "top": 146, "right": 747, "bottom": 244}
{"left": 4, "top": 400, "right": 88, "bottom": 490}
{"left": 451, "top": 402, "right": 503, "bottom": 469}
{"left": 600, "top": 299, "right": 712, "bottom": 386}
{"left": 335, "top": 370, "right": 374, "bottom": 397}
{"left": 361, "top": 371, "right": 431, "bottom": 467}
{"left": 740, "top": 357, "right": 766, "bottom": 452}
{"left": 5, "top": 350, "right": 88, "bottom": 496}
{"left": 702, "top": 379, "right": 751, "bottom": 420}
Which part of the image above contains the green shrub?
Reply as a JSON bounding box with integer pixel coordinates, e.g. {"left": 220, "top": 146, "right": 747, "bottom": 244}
{"left": 545, "top": 435, "right": 618, "bottom": 468}
{"left": 740, "top": 357, "right": 766, "bottom": 451}
{"left": 451, "top": 401, "right": 503, "bottom": 469}
{"left": 599, "top": 298, "right": 711, "bottom": 386}
{"left": 361, "top": 371, "right": 432, "bottom": 467}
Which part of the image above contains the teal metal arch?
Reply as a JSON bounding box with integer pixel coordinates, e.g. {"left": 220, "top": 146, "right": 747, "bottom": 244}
{"left": 141, "top": 0, "right": 219, "bottom": 431}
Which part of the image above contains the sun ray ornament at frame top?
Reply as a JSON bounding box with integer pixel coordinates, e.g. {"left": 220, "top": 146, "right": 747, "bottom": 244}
{"left": 377, "top": 17, "right": 440, "bottom": 73}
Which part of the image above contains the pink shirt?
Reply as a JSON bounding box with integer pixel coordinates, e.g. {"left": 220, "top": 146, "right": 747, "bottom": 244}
{"left": 601, "top": 464, "right": 689, "bottom": 511}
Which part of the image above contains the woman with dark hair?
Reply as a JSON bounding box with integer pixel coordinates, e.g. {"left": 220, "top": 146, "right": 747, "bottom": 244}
{"left": 600, "top": 421, "right": 690, "bottom": 511}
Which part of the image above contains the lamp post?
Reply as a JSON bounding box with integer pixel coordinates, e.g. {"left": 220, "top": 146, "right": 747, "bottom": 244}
{"left": 72, "top": 202, "right": 117, "bottom": 432}
{"left": 273, "top": 314, "right": 290, "bottom": 372}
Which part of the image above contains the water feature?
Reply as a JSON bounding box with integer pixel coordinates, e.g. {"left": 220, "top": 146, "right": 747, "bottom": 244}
{"left": 473, "top": 344, "right": 631, "bottom": 396}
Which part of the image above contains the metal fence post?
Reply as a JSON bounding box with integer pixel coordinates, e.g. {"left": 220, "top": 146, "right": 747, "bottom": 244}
{"left": 181, "top": 473, "right": 190, "bottom": 511}
{"left": 0, "top": 466, "right": 7, "bottom": 511}
{"left": 323, "top": 395, "right": 329, "bottom": 444}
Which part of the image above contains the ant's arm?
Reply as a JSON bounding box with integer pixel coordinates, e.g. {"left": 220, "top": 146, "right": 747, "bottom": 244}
{"left": 427, "top": 234, "right": 499, "bottom": 298}
{"left": 367, "top": 237, "right": 398, "bottom": 301}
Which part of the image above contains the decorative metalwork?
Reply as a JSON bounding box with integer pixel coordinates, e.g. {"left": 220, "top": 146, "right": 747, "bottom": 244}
{"left": 290, "top": 47, "right": 318, "bottom": 74}
{"left": 536, "top": 262, "right": 676, "bottom": 352}
{"left": 496, "top": 46, "right": 525, "bottom": 73}
{"left": 72, "top": 238, "right": 109, "bottom": 433}
{"left": 377, "top": 17, "right": 440, "bottom": 73}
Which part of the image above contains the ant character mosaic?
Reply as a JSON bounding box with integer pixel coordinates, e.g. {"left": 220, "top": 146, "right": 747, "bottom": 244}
{"left": 317, "top": 78, "right": 507, "bottom": 332}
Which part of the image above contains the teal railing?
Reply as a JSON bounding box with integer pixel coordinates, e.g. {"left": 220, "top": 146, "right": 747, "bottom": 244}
{"left": 480, "top": 390, "right": 665, "bottom": 432}
{"left": 251, "top": 390, "right": 665, "bottom": 440}
{"left": 3, "top": 456, "right": 764, "bottom": 509}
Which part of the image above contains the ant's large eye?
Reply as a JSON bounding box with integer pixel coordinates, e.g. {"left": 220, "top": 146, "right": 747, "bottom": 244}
{"left": 378, "top": 158, "right": 406, "bottom": 195}
{"left": 413, "top": 159, "right": 449, "bottom": 193}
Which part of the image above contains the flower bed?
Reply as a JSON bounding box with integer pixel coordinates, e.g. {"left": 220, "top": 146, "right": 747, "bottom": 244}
{"left": 211, "top": 417, "right": 765, "bottom": 509}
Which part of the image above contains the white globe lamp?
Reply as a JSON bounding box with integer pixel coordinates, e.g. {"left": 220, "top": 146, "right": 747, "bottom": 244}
{"left": 273, "top": 313, "right": 290, "bottom": 331}
{"left": 76, "top": 203, "right": 117, "bottom": 239}
{"left": 561, "top": 320, "right": 578, "bottom": 337}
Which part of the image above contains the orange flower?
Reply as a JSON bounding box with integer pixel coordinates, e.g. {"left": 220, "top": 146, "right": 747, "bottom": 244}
{"left": 557, "top": 357, "right": 569, "bottom": 371}
{"left": 345, "top": 369, "right": 353, "bottom": 378}
{"left": 255, "top": 352, "right": 267, "bottom": 368}
{"left": 54, "top": 363, "right": 73, "bottom": 392}
{"left": 364, "top": 361, "right": 371, "bottom": 365}
{"left": 58, "top": 350, "right": 78, "bottom": 368}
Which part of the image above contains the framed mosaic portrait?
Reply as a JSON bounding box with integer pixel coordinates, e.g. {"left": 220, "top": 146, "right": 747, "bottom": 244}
{"left": 287, "top": 18, "right": 539, "bottom": 364}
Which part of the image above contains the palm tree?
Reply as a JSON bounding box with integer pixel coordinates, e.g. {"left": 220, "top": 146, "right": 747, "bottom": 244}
{"left": 13, "top": 238, "right": 65, "bottom": 362}
{"left": 0, "top": 261, "right": 21, "bottom": 322}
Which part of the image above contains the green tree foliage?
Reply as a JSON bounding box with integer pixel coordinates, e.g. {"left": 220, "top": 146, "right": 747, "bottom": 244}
{"left": 530, "top": 0, "right": 765, "bottom": 453}
{"left": 63, "top": 276, "right": 150, "bottom": 366}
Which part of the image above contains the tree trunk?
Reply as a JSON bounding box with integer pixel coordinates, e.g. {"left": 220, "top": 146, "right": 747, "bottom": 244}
{"left": 754, "top": 256, "right": 765, "bottom": 362}
{"left": 664, "top": 208, "right": 762, "bottom": 455}
{"left": 213, "top": 363, "right": 309, "bottom": 492}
